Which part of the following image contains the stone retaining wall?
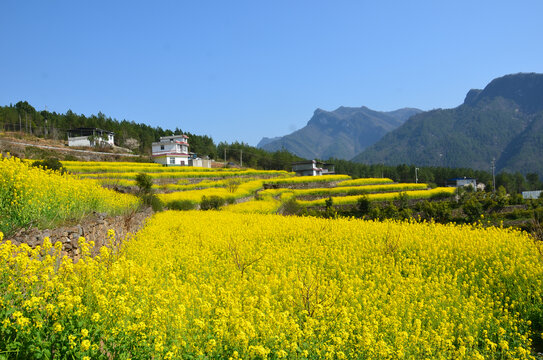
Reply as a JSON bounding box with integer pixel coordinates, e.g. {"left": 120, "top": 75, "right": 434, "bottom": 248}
{"left": 5, "top": 208, "right": 153, "bottom": 262}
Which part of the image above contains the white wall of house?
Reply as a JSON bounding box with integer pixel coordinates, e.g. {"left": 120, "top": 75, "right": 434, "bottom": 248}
{"left": 151, "top": 142, "right": 188, "bottom": 154}
{"left": 106, "top": 133, "right": 114, "bottom": 145}
{"left": 168, "top": 155, "right": 189, "bottom": 166}
{"left": 153, "top": 155, "right": 190, "bottom": 166}
{"left": 68, "top": 133, "right": 114, "bottom": 147}
{"left": 68, "top": 136, "right": 92, "bottom": 147}
{"left": 522, "top": 190, "right": 542, "bottom": 199}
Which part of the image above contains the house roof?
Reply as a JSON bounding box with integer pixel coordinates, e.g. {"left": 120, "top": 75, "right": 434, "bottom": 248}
{"left": 292, "top": 160, "right": 334, "bottom": 166}
{"left": 67, "top": 127, "right": 114, "bottom": 135}
{"left": 159, "top": 135, "right": 189, "bottom": 140}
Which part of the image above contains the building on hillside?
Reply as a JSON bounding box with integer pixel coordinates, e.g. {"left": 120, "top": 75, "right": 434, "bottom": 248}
{"left": 67, "top": 128, "right": 114, "bottom": 147}
{"left": 447, "top": 177, "right": 477, "bottom": 188}
{"left": 292, "top": 160, "right": 335, "bottom": 176}
{"left": 151, "top": 135, "right": 211, "bottom": 167}
{"left": 522, "top": 190, "right": 542, "bottom": 200}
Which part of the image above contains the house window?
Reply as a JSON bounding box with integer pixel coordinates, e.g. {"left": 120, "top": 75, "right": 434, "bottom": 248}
{"left": 170, "top": 157, "right": 175, "bottom": 165}
{"left": 160, "top": 145, "right": 164, "bottom": 150}
{"left": 180, "top": 161, "right": 185, "bottom": 166}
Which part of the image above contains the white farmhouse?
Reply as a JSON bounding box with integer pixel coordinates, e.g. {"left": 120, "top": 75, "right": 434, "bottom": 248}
{"left": 292, "top": 160, "right": 335, "bottom": 176}
{"left": 67, "top": 128, "right": 114, "bottom": 147}
{"left": 152, "top": 135, "right": 190, "bottom": 166}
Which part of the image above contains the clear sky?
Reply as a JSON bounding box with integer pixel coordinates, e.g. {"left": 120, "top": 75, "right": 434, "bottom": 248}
{"left": 1, "top": 1, "right": 542, "bottom": 146}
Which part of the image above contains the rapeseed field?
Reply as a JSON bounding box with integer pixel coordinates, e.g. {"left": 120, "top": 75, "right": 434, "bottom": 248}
{"left": 0, "top": 155, "right": 139, "bottom": 235}
{"left": 2, "top": 211, "right": 542, "bottom": 359}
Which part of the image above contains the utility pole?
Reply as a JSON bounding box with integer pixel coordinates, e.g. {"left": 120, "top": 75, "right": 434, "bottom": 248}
{"left": 415, "top": 168, "right": 419, "bottom": 184}
{"left": 491, "top": 158, "right": 496, "bottom": 193}
{"left": 240, "top": 149, "right": 243, "bottom": 168}
{"left": 224, "top": 148, "right": 227, "bottom": 167}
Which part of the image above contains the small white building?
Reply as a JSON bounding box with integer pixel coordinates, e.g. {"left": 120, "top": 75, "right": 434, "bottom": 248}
{"left": 447, "top": 177, "right": 477, "bottom": 188}
{"left": 522, "top": 190, "right": 542, "bottom": 200}
{"left": 152, "top": 135, "right": 191, "bottom": 166}
{"left": 292, "top": 160, "right": 335, "bottom": 176}
{"left": 67, "top": 128, "right": 114, "bottom": 147}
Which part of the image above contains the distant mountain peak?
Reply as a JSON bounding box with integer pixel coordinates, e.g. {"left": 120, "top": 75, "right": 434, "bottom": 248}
{"left": 464, "top": 72, "right": 543, "bottom": 113}
{"left": 258, "top": 106, "right": 422, "bottom": 160}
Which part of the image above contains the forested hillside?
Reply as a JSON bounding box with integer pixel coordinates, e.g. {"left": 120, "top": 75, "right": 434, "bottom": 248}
{"left": 258, "top": 106, "right": 421, "bottom": 159}
{"left": 0, "top": 101, "right": 303, "bottom": 170}
{"left": 353, "top": 73, "right": 543, "bottom": 177}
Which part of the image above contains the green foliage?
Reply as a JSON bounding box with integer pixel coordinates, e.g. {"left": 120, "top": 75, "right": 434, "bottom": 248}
{"left": 217, "top": 142, "right": 304, "bottom": 171}
{"left": 134, "top": 173, "right": 163, "bottom": 211}
{"left": 30, "top": 157, "right": 66, "bottom": 174}
{"left": 141, "top": 194, "right": 163, "bottom": 212}
{"left": 463, "top": 198, "right": 483, "bottom": 222}
{"left": 382, "top": 201, "right": 399, "bottom": 220}
{"left": 356, "top": 195, "right": 372, "bottom": 216}
{"left": 418, "top": 201, "right": 452, "bottom": 223}
{"left": 225, "top": 178, "right": 242, "bottom": 193}
{"left": 324, "top": 196, "right": 333, "bottom": 210}
{"left": 168, "top": 200, "right": 197, "bottom": 211}
{"left": 322, "top": 196, "right": 338, "bottom": 218}
{"left": 200, "top": 195, "right": 225, "bottom": 210}
{"left": 396, "top": 192, "right": 409, "bottom": 210}
{"left": 280, "top": 197, "right": 302, "bottom": 216}
{"left": 135, "top": 173, "right": 153, "bottom": 195}
{"left": 493, "top": 186, "right": 509, "bottom": 210}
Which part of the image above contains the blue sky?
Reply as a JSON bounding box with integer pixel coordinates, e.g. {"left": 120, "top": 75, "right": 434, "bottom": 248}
{"left": 1, "top": 1, "right": 542, "bottom": 146}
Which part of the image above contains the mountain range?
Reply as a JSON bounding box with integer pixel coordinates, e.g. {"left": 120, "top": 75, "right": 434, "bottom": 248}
{"left": 353, "top": 73, "right": 543, "bottom": 176}
{"left": 257, "top": 106, "right": 422, "bottom": 160}
{"left": 258, "top": 72, "right": 543, "bottom": 176}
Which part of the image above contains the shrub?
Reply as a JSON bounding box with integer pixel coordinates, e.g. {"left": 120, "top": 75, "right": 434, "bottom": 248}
{"left": 142, "top": 194, "right": 163, "bottom": 212}
{"left": 356, "top": 195, "right": 372, "bottom": 216}
{"left": 463, "top": 198, "right": 483, "bottom": 222}
{"left": 31, "top": 157, "right": 66, "bottom": 174}
{"left": 200, "top": 195, "right": 225, "bottom": 210}
{"left": 420, "top": 200, "right": 452, "bottom": 223}
{"left": 135, "top": 173, "right": 153, "bottom": 194}
{"left": 325, "top": 196, "right": 333, "bottom": 210}
{"left": 168, "top": 199, "right": 197, "bottom": 211}
{"left": 226, "top": 178, "right": 242, "bottom": 193}
{"left": 396, "top": 191, "right": 409, "bottom": 210}
{"left": 280, "top": 197, "right": 302, "bottom": 216}
{"left": 382, "top": 201, "right": 399, "bottom": 220}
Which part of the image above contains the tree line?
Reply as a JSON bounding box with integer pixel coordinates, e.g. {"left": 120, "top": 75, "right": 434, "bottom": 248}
{"left": 329, "top": 158, "right": 543, "bottom": 194}
{"left": 2, "top": 101, "right": 542, "bottom": 191}
{"left": 0, "top": 101, "right": 303, "bottom": 171}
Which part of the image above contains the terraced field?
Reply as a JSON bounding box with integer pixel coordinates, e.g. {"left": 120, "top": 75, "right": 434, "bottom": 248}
{"left": 64, "top": 161, "right": 456, "bottom": 212}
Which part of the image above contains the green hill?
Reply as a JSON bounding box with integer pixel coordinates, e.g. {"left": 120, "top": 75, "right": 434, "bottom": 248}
{"left": 352, "top": 73, "right": 543, "bottom": 176}
{"left": 257, "top": 106, "right": 421, "bottom": 160}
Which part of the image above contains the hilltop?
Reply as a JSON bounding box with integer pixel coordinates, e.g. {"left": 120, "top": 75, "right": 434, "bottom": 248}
{"left": 257, "top": 106, "right": 421, "bottom": 160}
